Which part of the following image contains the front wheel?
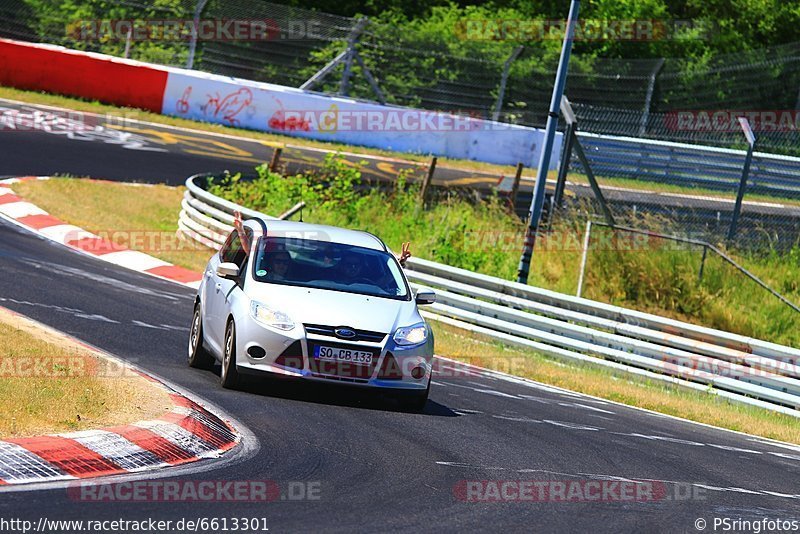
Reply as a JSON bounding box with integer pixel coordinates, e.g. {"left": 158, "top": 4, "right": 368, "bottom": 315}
{"left": 188, "top": 304, "right": 214, "bottom": 370}
{"left": 221, "top": 319, "right": 240, "bottom": 389}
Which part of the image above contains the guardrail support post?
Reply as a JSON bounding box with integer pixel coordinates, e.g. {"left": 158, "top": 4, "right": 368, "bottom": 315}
{"left": 554, "top": 96, "right": 576, "bottom": 209}
{"left": 300, "top": 50, "right": 348, "bottom": 91}
{"left": 576, "top": 220, "right": 592, "bottom": 297}
{"left": 698, "top": 244, "right": 708, "bottom": 282}
{"left": 638, "top": 58, "right": 665, "bottom": 137}
{"left": 516, "top": 0, "right": 580, "bottom": 284}
{"left": 727, "top": 118, "right": 757, "bottom": 242}
{"left": 123, "top": 27, "right": 133, "bottom": 59}
{"left": 554, "top": 124, "right": 574, "bottom": 209}
{"left": 572, "top": 136, "right": 615, "bottom": 226}
{"left": 269, "top": 147, "right": 283, "bottom": 173}
{"left": 420, "top": 156, "right": 437, "bottom": 203}
{"left": 510, "top": 162, "right": 523, "bottom": 208}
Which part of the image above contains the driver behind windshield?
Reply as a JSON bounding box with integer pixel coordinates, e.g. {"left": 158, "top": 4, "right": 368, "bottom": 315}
{"left": 338, "top": 252, "right": 367, "bottom": 283}
{"left": 266, "top": 250, "right": 292, "bottom": 281}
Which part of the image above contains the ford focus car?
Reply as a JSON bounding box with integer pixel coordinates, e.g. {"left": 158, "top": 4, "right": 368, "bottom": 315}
{"left": 188, "top": 217, "right": 436, "bottom": 411}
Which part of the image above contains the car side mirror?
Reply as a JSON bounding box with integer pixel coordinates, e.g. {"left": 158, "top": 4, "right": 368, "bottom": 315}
{"left": 414, "top": 288, "right": 436, "bottom": 305}
{"left": 216, "top": 262, "right": 240, "bottom": 280}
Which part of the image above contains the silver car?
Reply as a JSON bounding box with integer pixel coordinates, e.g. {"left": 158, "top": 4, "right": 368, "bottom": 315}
{"left": 188, "top": 217, "right": 436, "bottom": 411}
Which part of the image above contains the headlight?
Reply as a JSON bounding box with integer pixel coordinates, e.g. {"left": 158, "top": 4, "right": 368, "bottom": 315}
{"left": 393, "top": 323, "right": 427, "bottom": 346}
{"left": 250, "top": 301, "right": 295, "bottom": 331}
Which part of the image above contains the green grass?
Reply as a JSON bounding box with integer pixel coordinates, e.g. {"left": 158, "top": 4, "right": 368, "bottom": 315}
{"left": 0, "top": 308, "right": 171, "bottom": 438}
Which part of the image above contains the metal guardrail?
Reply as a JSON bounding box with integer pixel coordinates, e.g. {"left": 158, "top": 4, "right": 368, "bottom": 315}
{"left": 576, "top": 132, "right": 800, "bottom": 199}
{"left": 179, "top": 174, "right": 800, "bottom": 416}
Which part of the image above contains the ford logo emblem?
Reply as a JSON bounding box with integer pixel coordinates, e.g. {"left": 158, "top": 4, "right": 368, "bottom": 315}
{"left": 335, "top": 327, "right": 357, "bottom": 339}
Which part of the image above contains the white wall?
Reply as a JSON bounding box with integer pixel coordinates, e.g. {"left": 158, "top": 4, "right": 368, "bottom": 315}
{"left": 162, "top": 69, "right": 562, "bottom": 169}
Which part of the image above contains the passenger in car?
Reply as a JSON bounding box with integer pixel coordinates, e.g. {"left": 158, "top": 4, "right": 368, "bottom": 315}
{"left": 398, "top": 242, "right": 411, "bottom": 267}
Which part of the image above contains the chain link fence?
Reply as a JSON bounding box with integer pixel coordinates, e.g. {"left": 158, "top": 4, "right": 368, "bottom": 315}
{"left": 2, "top": 0, "right": 799, "bottom": 249}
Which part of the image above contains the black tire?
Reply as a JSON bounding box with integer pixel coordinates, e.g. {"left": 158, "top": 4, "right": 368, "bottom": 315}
{"left": 188, "top": 304, "right": 214, "bottom": 369}
{"left": 221, "top": 319, "right": 240, "bottom": 389}
{"left": 397, "top": 380, "right": 430, "bottom": 412}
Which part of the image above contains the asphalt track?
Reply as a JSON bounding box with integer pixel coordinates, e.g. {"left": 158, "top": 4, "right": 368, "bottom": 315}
{"left": 1, "top": 98, "right": 800, "bottom": 532}
{"left": 1, "top": 215, "right": 800, "bottom": 532}
{"left": 0, "top": 99, "right": 502, "bottom": 189}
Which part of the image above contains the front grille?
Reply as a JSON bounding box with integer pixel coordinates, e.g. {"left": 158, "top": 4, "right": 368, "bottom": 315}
{"left": 310, "top": 373, "right": 368, "bottom": 384}
{"left": 304, "top": 324, "right": 386, "bottom": 343}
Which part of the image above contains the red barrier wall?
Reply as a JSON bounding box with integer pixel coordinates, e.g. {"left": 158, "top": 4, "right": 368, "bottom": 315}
{"left": 0, "top": 39, "right": 167, "bottom": 112}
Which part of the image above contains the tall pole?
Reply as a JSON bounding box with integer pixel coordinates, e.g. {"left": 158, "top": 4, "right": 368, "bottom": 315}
{"left": 516, "top": 0, "right": 580, "bottom": 284}
{"left": 727, "top": 117, "right": 756, "bottom": 242}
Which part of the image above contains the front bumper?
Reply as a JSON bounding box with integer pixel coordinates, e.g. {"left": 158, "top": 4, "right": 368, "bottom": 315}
{"left": 234, "top": 318, "right": 433, "bottom": 391}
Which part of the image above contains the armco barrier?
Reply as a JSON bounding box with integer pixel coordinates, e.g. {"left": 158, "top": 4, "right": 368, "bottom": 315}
{"left": 179, "top": 174, "right": 800, "bottom": 416}
{"left": 0, "top": 39, "right": 167, "bottom": 112}
{"left": 0, "top": 38, "right": 559, "bottom": 169}
{"left": 161, "top": 69, "right": 561, "bottom": 169}
{"left": 576, "top": 132, "right": 800, "bottom": 199}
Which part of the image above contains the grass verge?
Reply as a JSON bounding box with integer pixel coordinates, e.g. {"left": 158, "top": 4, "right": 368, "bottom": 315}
{"left": 0, "top": 307, "right": 172, "bottom": 439}
{"left": 13, "top": 178, "right": 214, "bottom": 272}
{"left": 8, "top": 176, "right": 799, "bottom": 443}
{"left": 432, "top": 318, "right": 800, "bottom": 444}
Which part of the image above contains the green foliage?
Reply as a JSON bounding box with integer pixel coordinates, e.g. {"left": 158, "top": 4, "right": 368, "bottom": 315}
{"left": 21, "top": 0, "right": 189, "bottom": 65}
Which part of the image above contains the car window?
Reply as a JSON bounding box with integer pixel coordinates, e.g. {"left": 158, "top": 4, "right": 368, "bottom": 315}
{"left": 219, "top": 229, "right": 251, "bottom": 269}
{"left": 252, "top": 237, "right": 410, "bottom": 300}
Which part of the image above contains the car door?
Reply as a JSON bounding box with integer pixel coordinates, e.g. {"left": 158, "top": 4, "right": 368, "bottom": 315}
{"left": 205, "top": 229, "right": 250, "bottom": 355}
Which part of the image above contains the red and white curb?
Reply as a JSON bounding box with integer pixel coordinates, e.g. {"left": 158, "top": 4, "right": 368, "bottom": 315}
{"left": 0, "top": 176, "right": 203, "bottom": 288}
{"left": 0, "top": 183, "right": 239, "bottom": 485}
{"left": 0, "top": 307, "right": 239, "bottom": 486}
{"left": 0, "top": 391, "right": 239, "bottom": 485}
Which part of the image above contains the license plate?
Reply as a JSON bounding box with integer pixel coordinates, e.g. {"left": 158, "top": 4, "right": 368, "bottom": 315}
{"left": 313, "top": 345, "right": 373, "bottom": 365}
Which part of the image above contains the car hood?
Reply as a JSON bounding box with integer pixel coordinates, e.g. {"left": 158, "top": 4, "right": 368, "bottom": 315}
{"left": 246, "top": 282, "right": 420, "bottom": 334}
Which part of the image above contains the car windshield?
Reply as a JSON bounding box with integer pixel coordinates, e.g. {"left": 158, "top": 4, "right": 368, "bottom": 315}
{"left": 252, "top": 236, "right": 409, "bottom": 300}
